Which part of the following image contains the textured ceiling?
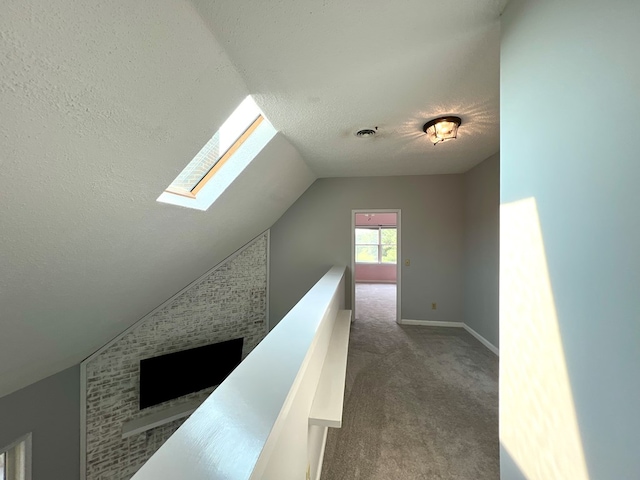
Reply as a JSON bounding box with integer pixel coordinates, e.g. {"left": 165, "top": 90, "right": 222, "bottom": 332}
{"left": 0, "top": 0, "right": 504, "bottom": 397}
{"left": 0, "top": 0, "right": 314, "bottom": 397}
{"left": 192, "top": 0, "right": 505, "bottom": 176}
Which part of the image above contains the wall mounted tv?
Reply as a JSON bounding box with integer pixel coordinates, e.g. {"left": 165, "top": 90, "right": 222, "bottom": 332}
{"left": 139, "top": 337, "right": 244, "bottom": 410}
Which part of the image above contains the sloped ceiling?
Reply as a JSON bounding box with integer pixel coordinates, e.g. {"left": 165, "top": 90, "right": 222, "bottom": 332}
{"left": 0, "top": 0, "right": 504, "bottom": 397}
{"left": 0, "top": 0, "right": 314, "bottom": 397}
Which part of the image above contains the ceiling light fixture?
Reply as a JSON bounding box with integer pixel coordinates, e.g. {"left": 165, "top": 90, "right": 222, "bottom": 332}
{"left": 423, "top": 116, "right": 462, "bottom": 145}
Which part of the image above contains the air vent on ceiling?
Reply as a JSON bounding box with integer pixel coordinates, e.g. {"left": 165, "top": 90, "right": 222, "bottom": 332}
{"left": 355, "top": 128, "right": 377, "bottom": 138}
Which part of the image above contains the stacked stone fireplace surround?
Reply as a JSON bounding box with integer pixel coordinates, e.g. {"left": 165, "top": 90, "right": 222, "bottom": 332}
{"left": 82, "top": 232, "right": 268, "bottom": 479}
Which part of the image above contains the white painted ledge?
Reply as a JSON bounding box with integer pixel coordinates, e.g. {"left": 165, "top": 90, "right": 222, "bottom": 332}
{"left": 121, "top": 399, "right": 205, "bottom": 439}
{"left": 309, "top": 309, "right": 352, "bottom": 428}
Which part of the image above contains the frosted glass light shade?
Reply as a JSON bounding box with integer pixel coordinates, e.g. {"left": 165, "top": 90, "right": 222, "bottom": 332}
{"left": 423, "top": 116, "right": 462, "bottom": 145}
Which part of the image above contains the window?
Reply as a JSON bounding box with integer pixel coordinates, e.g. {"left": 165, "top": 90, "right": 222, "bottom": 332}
{"left": 355, "top": 227, "right": 397, "bottom": 264}
{"left": 157, "top": 96, "right": 276, "bottom": 211}
{"left": 1, "top": 434, "right": 31, "bottom": 480}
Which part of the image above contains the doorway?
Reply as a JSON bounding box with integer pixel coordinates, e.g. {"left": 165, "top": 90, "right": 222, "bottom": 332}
{"left": 351, "top": 209, "right": 401, "bottom": 323}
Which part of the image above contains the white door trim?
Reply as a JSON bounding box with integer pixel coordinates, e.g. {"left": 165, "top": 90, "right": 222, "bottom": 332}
{"left": 351, "top": 209, "right": 401, "bottom": 323}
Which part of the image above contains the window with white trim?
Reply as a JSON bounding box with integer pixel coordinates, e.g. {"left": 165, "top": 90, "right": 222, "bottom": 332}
{"left": 355, "top": 227, "right": 397, "bottom": 264}
{"left": 0, "top": 434, "right": 31, "bottom": 480}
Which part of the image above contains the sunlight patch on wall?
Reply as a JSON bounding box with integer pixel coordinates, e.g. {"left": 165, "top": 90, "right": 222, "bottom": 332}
{"left": 500, "top": 197, "right": 589, "bottom": 480}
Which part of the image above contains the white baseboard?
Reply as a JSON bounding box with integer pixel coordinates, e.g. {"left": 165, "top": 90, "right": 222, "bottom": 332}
{"left": 400, "top": 319, "right": 499, "bottom": 356}
{"left": 463, "top": 324, "right": 499, "bottom": 356}
{"left": 400, "top": 319, "right": 464, "bottom": 327}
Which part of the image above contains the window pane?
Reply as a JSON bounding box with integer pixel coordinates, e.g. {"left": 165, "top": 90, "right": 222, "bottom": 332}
{"left": 167, "top": 96, "right": 262, "bottom": 193}
{"left": 381, "top": 228, "right": 396, "bottom": 245}
{"left": 356, "top": 245, "right": 378, "bottom": 263}
{"left": 0, "top": 452, "right": 4, "bottom": 480}
{"left": 381, "top": 245, "right": 397, "bottom": 263}
{"left": 355, "top": 228, "right": 378, "bottom": 244}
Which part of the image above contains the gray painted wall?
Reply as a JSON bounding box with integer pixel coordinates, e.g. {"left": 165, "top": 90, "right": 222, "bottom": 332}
{"left": 463, "top": 153, "right": 499, "bottom": 347}
{"left": 501, "top": 0, "right": 640, "bottom": 478}
{"left": 269, "top": 175, "right": 465, "bottom": 326}
{"left": 0, "top": 365, "right": 80, "bottom": 480}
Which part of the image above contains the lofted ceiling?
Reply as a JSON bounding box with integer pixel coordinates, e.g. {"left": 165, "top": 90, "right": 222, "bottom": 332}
{"left": 0, "top": 0, "right": 504, "bottom": 397}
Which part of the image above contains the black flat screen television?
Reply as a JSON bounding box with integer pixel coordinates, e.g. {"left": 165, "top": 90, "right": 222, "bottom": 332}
{"left": 139, "top": 337, "right": 243, "bottom": 409}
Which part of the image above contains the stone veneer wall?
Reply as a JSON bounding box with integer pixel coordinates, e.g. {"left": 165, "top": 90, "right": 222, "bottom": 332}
{"left": 83, "top": 232, "right": 268, "bottom": 480}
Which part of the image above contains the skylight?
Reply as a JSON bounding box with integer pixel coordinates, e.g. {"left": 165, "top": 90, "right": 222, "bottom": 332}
{"left": 158, "top": 96, "right": 275, "bottom": 211}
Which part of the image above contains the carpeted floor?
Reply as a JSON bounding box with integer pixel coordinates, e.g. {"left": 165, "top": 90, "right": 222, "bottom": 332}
{"left": 321, "top": 283, "right": 499, "bottom": 479}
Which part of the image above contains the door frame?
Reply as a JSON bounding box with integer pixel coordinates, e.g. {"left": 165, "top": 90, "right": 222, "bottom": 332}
{"left": 351, "top": 209, "right": 401, "bottom": 323}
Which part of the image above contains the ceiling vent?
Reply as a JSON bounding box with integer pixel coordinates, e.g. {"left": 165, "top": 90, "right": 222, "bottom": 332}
{"left": 355, "top": 128, "right": 377, "bottom": 138}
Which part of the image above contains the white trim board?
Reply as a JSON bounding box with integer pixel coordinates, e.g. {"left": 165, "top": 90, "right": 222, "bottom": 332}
{"left": 314, "top": 426, "right": 329, "bottom": 480}
{"left": 463, "top": 324, "right": 499, "bottom": 356}
{"left": 399, "top": 319, "right": 499, "bottom": 356}
{"left": 265, "top": 229, "right": 271, "bottom": 335}
{"left": 399, "top": 319, "right": 464, "bottom": 327}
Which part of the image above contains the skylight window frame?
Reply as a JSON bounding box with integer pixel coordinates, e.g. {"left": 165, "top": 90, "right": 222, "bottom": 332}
{"left": 164, "top": 114, "right": 264, "bottom": 200}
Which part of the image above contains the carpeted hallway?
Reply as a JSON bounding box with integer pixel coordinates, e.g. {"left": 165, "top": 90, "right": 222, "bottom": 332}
{"left": 321, "top": 283, "right": 499, "bottom": 479}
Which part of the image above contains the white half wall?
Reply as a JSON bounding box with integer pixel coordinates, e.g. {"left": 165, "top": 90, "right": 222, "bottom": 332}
{"left": 131, "top": 267, "right": 347, "bottom": 480}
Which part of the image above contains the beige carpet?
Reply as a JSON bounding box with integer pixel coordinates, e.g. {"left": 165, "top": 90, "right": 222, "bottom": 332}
{"left": 321, "top": 283, "right": 499, "bottom": 479}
